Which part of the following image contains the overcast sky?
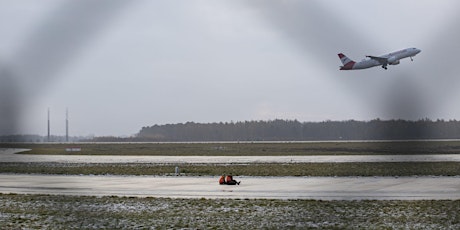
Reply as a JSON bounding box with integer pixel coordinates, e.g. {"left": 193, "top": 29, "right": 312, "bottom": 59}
{"left": 1, "top": 0, "right": 459, "bottom": 136}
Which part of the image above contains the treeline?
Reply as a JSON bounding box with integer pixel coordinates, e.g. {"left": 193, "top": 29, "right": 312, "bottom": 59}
{"left": 135, "top": 119, "right": 460, "bottom": 141}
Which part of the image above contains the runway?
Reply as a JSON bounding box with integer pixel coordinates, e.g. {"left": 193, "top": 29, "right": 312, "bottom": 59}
{"left": 3, "top": 148, "right": 460, "bottom": 163}
{"left": 1, "top": 174, "right": 459, "bottom": 200}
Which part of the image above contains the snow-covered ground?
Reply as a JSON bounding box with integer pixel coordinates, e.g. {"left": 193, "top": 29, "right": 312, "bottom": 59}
{"left": 1, "top": 174, "right": 460, "bottom": 200}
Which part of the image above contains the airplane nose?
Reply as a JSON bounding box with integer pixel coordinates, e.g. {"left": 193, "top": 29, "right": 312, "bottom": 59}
{"left": 416, "top": 48, "right": 421, "bottom": 54}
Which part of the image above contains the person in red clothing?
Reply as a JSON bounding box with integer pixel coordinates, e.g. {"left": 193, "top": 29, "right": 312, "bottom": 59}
{"left": 219, "top": 174, "right": 240, "bottom": 185}
{"left": 219, "top": 175, "right": 226, "bottom": 185}
{"left": 225, "top": 174, "right": 240, "bottom": 185}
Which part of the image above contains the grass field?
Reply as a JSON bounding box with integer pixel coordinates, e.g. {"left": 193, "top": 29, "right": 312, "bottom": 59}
{"left": 1, "top": 162, "right": 460, "bottom": 176}
{"left": 1, "top": 193, "right": 459, "bottom": 229}
{"left": 3, "top": 140, "right": 460, "bottom": 156}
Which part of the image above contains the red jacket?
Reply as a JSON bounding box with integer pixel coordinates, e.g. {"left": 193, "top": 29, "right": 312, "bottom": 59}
{"left": 225, "top": 175, "right": 233, "bottom": 182}
{"left": 219, "top": 176, "right": 225, "bottom": 184}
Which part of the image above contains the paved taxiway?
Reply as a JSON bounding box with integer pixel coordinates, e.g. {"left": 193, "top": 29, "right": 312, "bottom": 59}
{"left": 1, "top": 174, "right": 459, "bottom": 200}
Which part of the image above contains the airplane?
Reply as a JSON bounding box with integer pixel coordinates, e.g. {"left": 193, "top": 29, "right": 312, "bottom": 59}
{"left": 338, "top": 47, "right": 421, "bottom": 70}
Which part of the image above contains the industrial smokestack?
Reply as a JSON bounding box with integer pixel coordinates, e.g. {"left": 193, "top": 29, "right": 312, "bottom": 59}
{"left": 66, "top": 108, "right": 69, "bottom": 142}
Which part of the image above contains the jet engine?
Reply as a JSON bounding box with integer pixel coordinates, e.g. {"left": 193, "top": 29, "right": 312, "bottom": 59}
{"left": 388, "top": 56, "right": 400, "bottom": 65}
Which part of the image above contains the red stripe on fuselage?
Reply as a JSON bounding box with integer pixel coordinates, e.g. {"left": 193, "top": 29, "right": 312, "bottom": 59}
{"left": 340, "top": 61, "right": 355, "bottom": 70}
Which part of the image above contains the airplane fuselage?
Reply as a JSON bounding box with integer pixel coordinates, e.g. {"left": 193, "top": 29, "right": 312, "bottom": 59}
{"left": 338, "top": 47, "right": 421, "bottom": 70}
{"left": 351, "top": 58, "right": 381, "bottom": 69}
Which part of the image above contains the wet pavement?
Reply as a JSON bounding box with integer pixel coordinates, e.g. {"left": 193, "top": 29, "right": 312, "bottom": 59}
{"left": 1, "top": 174, "right": 459, "bottom": 200}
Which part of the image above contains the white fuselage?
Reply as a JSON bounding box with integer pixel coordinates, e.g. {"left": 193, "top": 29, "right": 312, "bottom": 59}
{"left": 352, "top": 58, "right": 381, "bottom": 69}
{"left": 339, "top": 47, "right": 421, "bottom": 70}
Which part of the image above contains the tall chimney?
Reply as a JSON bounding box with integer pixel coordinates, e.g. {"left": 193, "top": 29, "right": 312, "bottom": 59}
{"left": 66, "top": 108, "right": 69, "bottom": 142}
{"left": 47, "top": 108, "right": 50, "bottom": 142}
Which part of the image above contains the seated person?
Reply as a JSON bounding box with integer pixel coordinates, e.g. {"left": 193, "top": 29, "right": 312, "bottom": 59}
{"left": 219, "top": 175, "right": 226, "bottom": 185}
{"left": 219, "top": 175, "right": 240, "bottom": 185}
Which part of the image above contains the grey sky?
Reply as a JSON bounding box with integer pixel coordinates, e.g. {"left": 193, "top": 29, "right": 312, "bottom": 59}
{"left": 1, "top": 0, "right": 459, "bottom": 136}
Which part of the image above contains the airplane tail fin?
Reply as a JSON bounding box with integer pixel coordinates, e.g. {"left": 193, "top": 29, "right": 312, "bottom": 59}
{"left": 338, "top": 53, "right": 355, "bottom": 70}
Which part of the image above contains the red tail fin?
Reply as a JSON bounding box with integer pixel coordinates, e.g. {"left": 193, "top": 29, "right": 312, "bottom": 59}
{"left": 338, "top": 53, "right": 355, "bottom": 70}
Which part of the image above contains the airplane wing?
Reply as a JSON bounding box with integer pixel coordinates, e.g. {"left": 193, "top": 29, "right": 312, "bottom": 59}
{"left": 366, "top": 55, "right": 388, "bottom": 65}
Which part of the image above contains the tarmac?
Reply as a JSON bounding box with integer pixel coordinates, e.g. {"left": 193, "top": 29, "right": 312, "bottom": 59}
{"left": 1, "top": 174, "right": 459, "bottom": 200}
{"left": 2, "top": 148, "right": 460, "bottom": 163}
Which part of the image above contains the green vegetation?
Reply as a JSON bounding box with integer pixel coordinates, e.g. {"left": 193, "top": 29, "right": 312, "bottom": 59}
{"left": 4, "top": 140, "right": 460, "bottom": 156}
{"left": 0, "top": 193, "right": 459, "bottom": 229}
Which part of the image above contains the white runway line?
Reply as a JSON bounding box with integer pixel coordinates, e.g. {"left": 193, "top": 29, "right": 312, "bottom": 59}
{"left": 1, "top": 174, "right": 460, "bottom": 200}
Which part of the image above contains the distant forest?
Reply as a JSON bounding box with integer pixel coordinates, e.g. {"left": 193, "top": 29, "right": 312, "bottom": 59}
{"left": 116, "top": 119, "right": 460, "bottom": 142}
{"left": 6, "top": 119, "right": 460, "bottom": 143}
